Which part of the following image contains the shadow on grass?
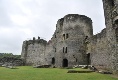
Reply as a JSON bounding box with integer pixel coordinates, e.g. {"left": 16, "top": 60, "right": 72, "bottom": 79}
{"left": 67, "top": 70, "right": 94, "bottom": 73}
{"left": 9, "top": 67, "right": 19, "bottom": 69}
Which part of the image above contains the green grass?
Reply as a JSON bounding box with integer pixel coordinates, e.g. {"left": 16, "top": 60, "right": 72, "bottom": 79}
{"left": 0, "top": 66, "right": 117, "bottom": 80}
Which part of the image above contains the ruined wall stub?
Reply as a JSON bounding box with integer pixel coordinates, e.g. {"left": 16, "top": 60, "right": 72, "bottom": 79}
{"left": 21, "top": 37, "right": 47, "bottom": 66}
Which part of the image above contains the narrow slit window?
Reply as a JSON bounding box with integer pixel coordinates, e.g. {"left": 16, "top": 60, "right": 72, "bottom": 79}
{"left": 76, "top": 58, "right": 77, "bottom": 62}
{"left": 63, "top": 47, "right": 64, "bottom": 53}
{"left": 66, "top": 34, "right": 69, "bottom": 39}
{"left": 55, "top": 48, "right": 56, "bottom": 52}
{"left": 65, "top": 47, "right": 67, "bottom": 53}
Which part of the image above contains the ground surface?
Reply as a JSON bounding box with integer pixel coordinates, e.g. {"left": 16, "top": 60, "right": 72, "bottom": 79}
{"left": 0, "top": 66, "right": 117, "bottom": 80}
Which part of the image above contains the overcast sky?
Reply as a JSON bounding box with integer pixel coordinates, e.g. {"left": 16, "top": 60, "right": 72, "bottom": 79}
{"left": 0, "top": 0, "right": 105, "bottom": 55}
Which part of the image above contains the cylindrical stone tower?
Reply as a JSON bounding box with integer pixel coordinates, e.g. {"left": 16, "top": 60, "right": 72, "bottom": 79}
{"left": 55, "top": 14, "right": 93, "bottom": 67}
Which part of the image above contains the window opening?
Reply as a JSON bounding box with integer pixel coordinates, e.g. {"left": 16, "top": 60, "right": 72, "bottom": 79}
{"left": 66, "top": 34, "right": 69, "bottom": 39}
{"left": 63, "top": 34, "right": 65, "bottom": 40}
{"left": 63, "top": 47, "right": 64, "bottom": 53}
{"left": 65, "top": 47, "right": 67, "bottom": 53}
{"left": 115, "top": 27, "right": 118, "bottom": 42}
{"left": 55, "top": 48, "right": 56, "bottom": 52}
{"left": 52, "top": 57, "right": 55, "bottom": 65}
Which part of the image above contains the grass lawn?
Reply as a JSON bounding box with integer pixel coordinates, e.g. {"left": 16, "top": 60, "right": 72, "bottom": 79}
{"left": 0, "top": 66, "right": 117, "bottom": 80}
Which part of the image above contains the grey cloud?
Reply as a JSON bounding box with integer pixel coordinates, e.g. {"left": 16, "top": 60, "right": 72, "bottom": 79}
{"left": 0, "top": 0, "right": 26, "bottom": 27}
{"left": 0, "top": 0, "right": 105, "bottom": 55}
{"left": 0, "top": 0, "right": 12, "bottom": 27}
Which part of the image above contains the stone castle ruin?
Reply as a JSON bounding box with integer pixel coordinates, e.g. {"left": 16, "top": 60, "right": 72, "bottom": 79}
{"left": 21, "top": 0, "right": 118, "bottom": 73}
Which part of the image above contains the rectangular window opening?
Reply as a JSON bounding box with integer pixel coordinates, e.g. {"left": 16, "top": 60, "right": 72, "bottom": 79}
{"left": 63, "top": 47, "right": 64, "bottom": 53}
{"left": 66, "top": 34, "right": 69, "bottom": 39}
{"left": 63, "top": 34, "right": 65, "bottom": 40}
{"left": 55, "top": 48, "right": 56, "bottom": 52}
{"left": 65, "top": 47, "right": 67, "bottom": 53}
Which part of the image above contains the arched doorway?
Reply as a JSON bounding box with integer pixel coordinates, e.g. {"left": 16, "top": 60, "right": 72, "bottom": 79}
{"left": 114, "top": 19, "right": 118, "bottom": 42}
{"left": 52, "top": 57, "right": 55, "bottom": 65}
{"left": 87, "top": 53, "right": 91, "bottom": 65}
{"left": 115, "top": 27, "right": 118, "bottom": 42}
{"left": 62, "top": 59, "right": 68, "bottom": 67}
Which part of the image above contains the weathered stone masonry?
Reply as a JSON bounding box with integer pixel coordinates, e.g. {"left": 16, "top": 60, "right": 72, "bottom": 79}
{"left": 21, "top": 37, "right": 47, "bottom": 65}
{"left": 21, "top": 14, "right": 93, "bottom": 67}
{"left": 21, "top": 0, "right": 118, "bottom": 73}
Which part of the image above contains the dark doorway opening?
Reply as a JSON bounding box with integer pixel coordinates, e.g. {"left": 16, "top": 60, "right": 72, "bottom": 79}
{"left": 114, "top": 19, "right": 118, "bottom": 42}
{"left": 116, "top": 27, "right": 118, "bottom": 42}
{"left": 76, "top": 58, "right": 78, "bottom": 62}
{"left": 115, "top": 19, "right": 118, "bottom": 24}
{"left": 52, "top": 57, "right": 55, "bottom": 65}
{"left": 62, "top": 59, "right": 68, "bottom": 67}
{"left": 87, "top": 53, "right": 90, "bottom": 65}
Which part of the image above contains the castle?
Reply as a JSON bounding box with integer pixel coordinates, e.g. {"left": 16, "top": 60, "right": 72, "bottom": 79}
{"left": 21, "top": 0, "right": 118, "bottom": 73}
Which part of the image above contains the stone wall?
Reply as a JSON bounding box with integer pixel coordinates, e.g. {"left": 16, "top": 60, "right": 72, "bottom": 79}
{"left": 88, "top": 28, "right": 111, "bottom": 70}
{"left": 21, "top": 13, "right": 118, "bottom": 73}
{"left": 20, "top": 0, "right": 118, "bottom": 74}
{"left": 0, "top": 57, "right": 24, "bottom": 66}
{"left": 102, "top": 0, "right": 118, "bottom": 73}
{"left": 21, "top": 37, "right": 47, "bottom": 66}
{"left": 21, "top": 14, "right": 93, "bottom": 68}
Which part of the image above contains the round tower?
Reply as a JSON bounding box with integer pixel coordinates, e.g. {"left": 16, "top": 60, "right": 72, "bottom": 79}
{"left": 55, "top": 14, "right": 93, "bottom": 67}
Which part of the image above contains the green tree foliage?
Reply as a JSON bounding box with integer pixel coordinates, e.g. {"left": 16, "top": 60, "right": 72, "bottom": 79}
{"left": 0, "top": 53, "right": 21, "bottom": 59}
